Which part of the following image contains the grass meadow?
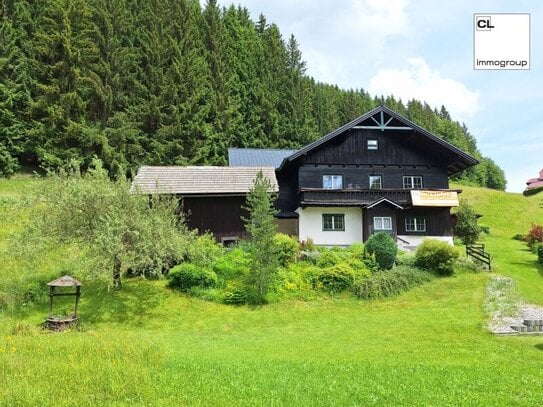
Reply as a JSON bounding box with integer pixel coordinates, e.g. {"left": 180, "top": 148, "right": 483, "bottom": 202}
{"left": 1, "top": 177, "right": 543, "bottom": 405}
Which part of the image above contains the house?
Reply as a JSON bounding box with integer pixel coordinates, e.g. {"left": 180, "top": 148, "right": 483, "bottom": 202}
{"left": 133, "top": 105, "right": 479, "bottom": 248}
{"left": 525, "top": 168, "right": 543, "bottom": 191}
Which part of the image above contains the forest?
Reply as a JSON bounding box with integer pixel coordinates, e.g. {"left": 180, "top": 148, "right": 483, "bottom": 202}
{"left": 0, "top": 0, "right": 505, "bottom": 189}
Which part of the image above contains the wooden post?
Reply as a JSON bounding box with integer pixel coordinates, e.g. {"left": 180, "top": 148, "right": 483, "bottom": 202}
{"left": 74, "top": 286, "right": 81, "bottom": 317}
{"left": 49, "top": 286, "right": 55, "bottom": 316}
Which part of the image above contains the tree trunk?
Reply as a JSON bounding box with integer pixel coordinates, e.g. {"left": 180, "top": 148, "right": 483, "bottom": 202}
{"left": 113, "top": 256, "right": 122, "bottom": 290}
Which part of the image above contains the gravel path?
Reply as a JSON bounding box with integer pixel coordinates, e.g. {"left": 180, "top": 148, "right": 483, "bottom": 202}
{"left": 489, "top": 304, "right": 543, "bottom": 334}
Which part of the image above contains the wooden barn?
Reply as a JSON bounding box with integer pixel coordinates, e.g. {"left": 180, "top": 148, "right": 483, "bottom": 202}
{"left": 133, "top": 105, "right": 479, "bottom": 248}
{"left": 132, "top": 166, "right": 278, "bottom": 244}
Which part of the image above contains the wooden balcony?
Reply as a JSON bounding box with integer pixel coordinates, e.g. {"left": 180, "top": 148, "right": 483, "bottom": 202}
{"left": 299, "top": 188, "right": 412, "bottom": 206}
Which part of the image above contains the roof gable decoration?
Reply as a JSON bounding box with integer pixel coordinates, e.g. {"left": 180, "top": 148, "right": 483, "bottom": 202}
{"left": 365, "top": 198, "right": 404, "bottom": 210}
{"left": 281, "top": 105, "right": 479, "bottom": 174}
{"left": 132, "top": 166, "right": 278, "bottom": 195}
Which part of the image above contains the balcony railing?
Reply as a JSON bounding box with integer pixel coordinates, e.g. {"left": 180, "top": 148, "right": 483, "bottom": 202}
{"left": 299, "top": 188, "right": 412, "bottom": 206}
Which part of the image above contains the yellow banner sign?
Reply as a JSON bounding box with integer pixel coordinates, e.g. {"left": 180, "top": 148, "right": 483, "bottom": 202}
{"left": 411, "top": 190, "right": 459, "bottom": 207}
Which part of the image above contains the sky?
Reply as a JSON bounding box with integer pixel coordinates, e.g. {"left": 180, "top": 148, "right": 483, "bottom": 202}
{"left": 217, "top": 0, "right": 543, "bottom": 192}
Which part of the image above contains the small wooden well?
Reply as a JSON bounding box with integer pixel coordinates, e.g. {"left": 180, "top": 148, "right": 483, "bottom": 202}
{"left": 45, "top": 275, "right": 82, "bottom": 331}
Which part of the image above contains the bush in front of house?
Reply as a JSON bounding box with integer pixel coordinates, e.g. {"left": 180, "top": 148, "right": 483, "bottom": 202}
{"left": 453, "top": 199, "right": 481, "bottom": 245}
{"left": 186, "top": 234, "right": 224, "bottom": 269}
{"left": 415, "top": 239, "right": 459, "bottom": 276}
{"left": 167, "top": 263, "right": 218, "bottom": 291}
{"left": 315, "top": 262, "right": 371, "bottom": 293}
{"left": 364, "top": 232, "right": 397, "bottom": 270}
{"left": 273, "top": 233, "right": 300, "bottom": 266}
{"left": 212, "top": 248, "right": 251, "bottom": 282}
{"left": 353, "top": 265, "right": 434, "bottom": 299}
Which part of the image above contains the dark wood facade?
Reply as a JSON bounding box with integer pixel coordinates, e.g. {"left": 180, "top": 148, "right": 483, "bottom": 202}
{"left": 163, "top": 106, "right": 478, "bottom": 245}
{"left": 273, "top": 106, "right": 478, "bottom": 242}
{"left": 182, "top": 195, "right": 249, "bottom": 242}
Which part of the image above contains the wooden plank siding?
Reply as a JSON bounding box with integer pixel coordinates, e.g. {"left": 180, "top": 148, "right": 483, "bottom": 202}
{"left": 298, "top": 165, "right": 448, "bottom": 190}
{"left": 182, "top": 196, "right": 248, "bottom": 241}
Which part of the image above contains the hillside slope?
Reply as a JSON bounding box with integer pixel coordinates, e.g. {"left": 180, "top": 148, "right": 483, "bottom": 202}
{"left": 454, "top": 183, "right": 543, "bottom": 302}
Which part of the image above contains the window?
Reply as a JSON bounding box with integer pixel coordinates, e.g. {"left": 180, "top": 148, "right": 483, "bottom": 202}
{"left": 323, "top": 175, "right": 343, "bottom": 189}
{"left": 405, "top": 216, "right": 426, "bottom": 232}
{"left": 323, "top": 214, "right": 345, "bottom": 231}
{"left": 403, "top": 176, "right": 423, "bottom": 189}
{"left": 373, "top": 216, "right": 392, "bottom": 231}
{"left": 369, "top": 175, "right": 382, "bottom": 189}
{"left": 367, "top": 139, "right": 378, "bottom": 150}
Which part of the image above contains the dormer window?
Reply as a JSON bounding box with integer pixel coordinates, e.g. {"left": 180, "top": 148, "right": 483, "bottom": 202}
{"left": 323, "top": 175, "right": 343, "bottom": 189}
{"left": 367, "top": 139, "right": 378, "bottom": 150}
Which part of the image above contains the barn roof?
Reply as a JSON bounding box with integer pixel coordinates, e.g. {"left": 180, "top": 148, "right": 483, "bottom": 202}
{"left": 280, "top": 105, "right": 479, "bottom": 175}
{"left": 228, "top": 148, "right": 297, "bottom": 168}
{"left": 132, "top": 166, "right": 278, "bottom": 195}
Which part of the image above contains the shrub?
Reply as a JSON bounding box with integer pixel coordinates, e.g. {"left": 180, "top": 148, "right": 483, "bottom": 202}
{"left": 512, "top": 233, "right": 524, "bottom": 241}
{"left": 525, "top": 224, "right": 543, "bottom": 249}
{"left": 365, "top": 232, "right": 397, "bottom": 270}
{"left": 317, "top": 263, "right": 357, "bottom": 293}
{"left": 299, "top": 250, "right": 320, "bottom": 264}
{"left": 275, "top": 263, "right": 318, "bottom": 295}
{"left": 347, "top": 242, "right": 365, "bottom": 259}
{"left": 223, "top": 282, "right": 249, "bottom": 305}
{"left": 479, "top": 224, "right": 490, "bottom": 235}
{"left": 523, "top": 186, "right": 543, "bottom": 196}
{"left": 395, "top": 251, "right": 416, "bottom": 267}
{"left": 316, "top": 248, "right": 344, "bottom": 268}
{"left": 353, "top": 266, "right": 434, "bottom": 299}
{"left": 186, "top": 234, "right": 224, "bottom": 268}
{"left": 301, "top": 238, "right": 315, "bottom": 251}
{"left": 454, "top": 200, "right": 481, "bottom": 245}
{"left": 212, "top": 248, "right": 251, "bottom": 282}
{"left": 415, "top": 239, "right": 459, "bottom": 276}
{"left": 537, "top": 244, "right": 543, "bottom": 264}
{"left": 273, "top": 233, "right": 300, "bottom": 266}
{"left": 167, "top": 263, "right": 218, "bottom": 291}
{"left": 454, "top": 256, "right": 480, "bottom": 273}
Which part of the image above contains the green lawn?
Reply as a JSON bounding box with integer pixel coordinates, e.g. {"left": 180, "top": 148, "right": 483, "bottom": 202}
{"left": 1, "top": 177, "right": 543, "bottom": 406}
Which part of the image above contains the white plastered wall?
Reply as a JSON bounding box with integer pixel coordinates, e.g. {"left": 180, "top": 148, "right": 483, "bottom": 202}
{"left": 297, "top": 206, "right": 363, "bottom": 246}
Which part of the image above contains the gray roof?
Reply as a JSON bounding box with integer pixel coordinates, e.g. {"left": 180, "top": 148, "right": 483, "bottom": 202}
{"left": 132, "top": 166, "right": 278, "bottom": 195}
{"left": 228, "top": 148, "right": 297, "bottom": 168}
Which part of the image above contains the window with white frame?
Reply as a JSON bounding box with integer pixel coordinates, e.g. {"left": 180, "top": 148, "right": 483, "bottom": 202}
{"left": 403, "top": 176, "right": 423, "bottom": 189}
{"left": 405, "top": 216, "right": 426, "bottom": 232}
{"left": 369, "top": 175, "right": 382, "bottom": 189}
{"left": 367, "top": 139, "right": 378, "bottom": 150}
{"left": 322, "top": 214, "right": 345, "bottom": 231}
{"left": 373, "top": 216, "right": 392, "bottom": 231}
{"left": 323, "top": 175, "right": 343, "bottom": 189}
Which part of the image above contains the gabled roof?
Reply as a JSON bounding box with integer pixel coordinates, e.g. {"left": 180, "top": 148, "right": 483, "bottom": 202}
{"left": 365, "top": 198, "right": 404, "bottom": 210}
{"left": 132, "top": 166, "right": 278, "bottom": 195}
{"left": 47, "top": 275, "right": 82, "bottom": 287}
{"left": 279, "top": 105, "right": 479, "bottom": 175}
{"left": 228, "top": 148, "right": 297, "bottom": 168}
{"left": 526, "top": 168, "right": 543, "bottom": 189}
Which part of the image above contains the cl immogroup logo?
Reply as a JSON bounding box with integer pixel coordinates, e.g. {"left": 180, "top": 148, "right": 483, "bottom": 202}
{"left": 473, "top": 13, "right": 530, "bottom": 70}
{"left": 475, "top": 15, "right": 494, "bottom": 31}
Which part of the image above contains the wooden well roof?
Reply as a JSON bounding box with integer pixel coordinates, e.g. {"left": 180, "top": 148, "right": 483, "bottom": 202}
{"left": 47, "top": 275, "right": 82, "bottom": 287}
{"left": 132, "top": 166, "right": 278, "bottom": 195}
